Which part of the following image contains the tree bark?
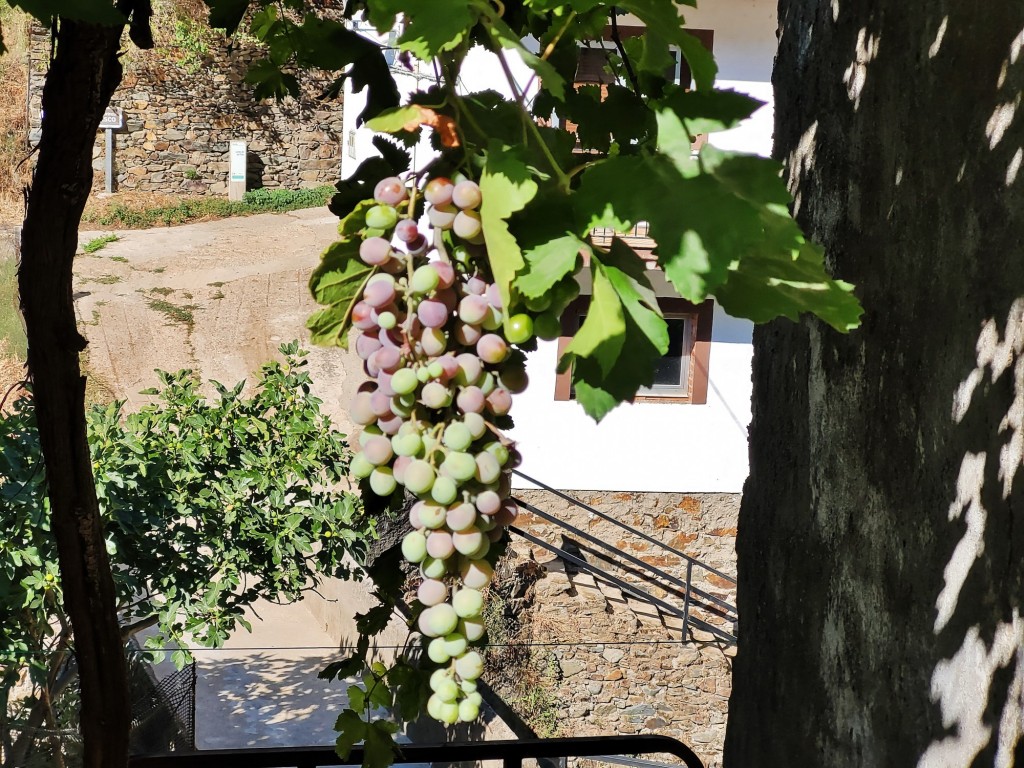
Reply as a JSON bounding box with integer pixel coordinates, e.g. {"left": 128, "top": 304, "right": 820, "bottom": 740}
{"left": 18, "top": 18, "right": 130, "bottom": 768}
{"left": 726, "top": 2, "right": 1024, "bottom": 767}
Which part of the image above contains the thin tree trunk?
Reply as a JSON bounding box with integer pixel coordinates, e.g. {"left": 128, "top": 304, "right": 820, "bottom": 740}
{"left": 725, "top": 2, "right": 1024, "bottom": 767}
{"left": 18, "top": 17, "right": 130, "bottom": 768}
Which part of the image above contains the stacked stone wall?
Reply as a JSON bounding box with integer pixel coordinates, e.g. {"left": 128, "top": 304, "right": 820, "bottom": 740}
{"left": 27, "top": 24, "right": 344, "bottom": 195}
{"left": 490, "top": 490, "right": 738, "bottom": 768}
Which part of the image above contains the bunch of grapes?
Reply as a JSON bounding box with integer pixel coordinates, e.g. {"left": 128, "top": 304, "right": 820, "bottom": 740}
{"left": 346, "top": 174, "right": 578, "bottom": 726}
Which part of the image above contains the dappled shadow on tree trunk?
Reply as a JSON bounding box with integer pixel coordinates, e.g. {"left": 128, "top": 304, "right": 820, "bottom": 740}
{"left": 727, "top": 2, "right": 1024, "bottom": 767}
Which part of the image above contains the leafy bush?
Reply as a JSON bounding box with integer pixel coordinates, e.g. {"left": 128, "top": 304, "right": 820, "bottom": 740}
{"left": 243, "top": 185, "right": 334, "bottom": 210}
{"left": 0, "top": 342, "right": 372, "bottom": 749}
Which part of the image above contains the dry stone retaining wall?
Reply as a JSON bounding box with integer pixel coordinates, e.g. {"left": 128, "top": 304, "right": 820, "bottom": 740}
{"left": 495, "top": 490, "right": 739, "bottom": 768}
{"left": 28, "top": 25, "right": 344, "bottom": 195}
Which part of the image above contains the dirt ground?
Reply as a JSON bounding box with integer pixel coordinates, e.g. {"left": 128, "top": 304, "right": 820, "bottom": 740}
{"left": 73, "top": 207, "right": 359, "bottom": 434}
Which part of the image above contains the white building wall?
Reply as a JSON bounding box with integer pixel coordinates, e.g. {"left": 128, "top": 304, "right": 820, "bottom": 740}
{"left": 338, "top": 0, "right": 779, "bottom": 493}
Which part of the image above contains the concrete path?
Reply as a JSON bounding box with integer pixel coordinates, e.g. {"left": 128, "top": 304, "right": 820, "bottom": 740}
{"left": 192, "top": 599, "right": 355, "bottom": 749}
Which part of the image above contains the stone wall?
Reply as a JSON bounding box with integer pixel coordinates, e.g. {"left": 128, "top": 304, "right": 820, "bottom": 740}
{"left": 488, "top": 490, "right": 739, "bottom": 768}
{"left": 28, "top": 23, "right": 345, "bottom": 195}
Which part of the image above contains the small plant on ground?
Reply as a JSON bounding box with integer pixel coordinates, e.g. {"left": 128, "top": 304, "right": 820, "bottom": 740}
{"left": 82, "top": 233, "right": 119, "bottom": 254}
{"left": 146, "top": 297, "right": 197, "bottom": 330}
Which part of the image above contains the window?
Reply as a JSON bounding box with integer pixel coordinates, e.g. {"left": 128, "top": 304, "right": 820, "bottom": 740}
{"left": 554, "top": 296, "right": 714, "bottom": 404}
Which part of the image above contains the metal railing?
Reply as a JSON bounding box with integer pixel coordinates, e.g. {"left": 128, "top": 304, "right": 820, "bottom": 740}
{"left": 128, "top": 734, "right": 704, "bottom": 768}
{"left": 511, "top": 471, "right": 737, "bottom": 645}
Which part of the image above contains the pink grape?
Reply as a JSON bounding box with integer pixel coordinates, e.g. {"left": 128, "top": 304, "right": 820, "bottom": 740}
{"left": 349, "top": 392, "right": 376, "bottom": 426}
{"left": 425, "top": 176, "right": 454, "bottom": 206}
{"left": 378, "top": 326, "right": 403, "bottom": 348}
{"left": 381, "top": 256, "right": 406, "bottom": 274}
{"left": 419, "top": 500, "right": 447, "bottom": 529}
{"left": 426, "top": 530, "right": 455, "bottom": 559}
{"left": 428, "top": 204, "right": 457, "bottom": 230}
{"left": 369, "top": 390, "right": 393, "bottom": 418}
{"left": 477, "top": 334, "right": 509, "bottom": 364}
{"left": 418, "top": 299, "right": 449, "bottom": 329}
{"left": 457, "top": 386, "right": 485, "bottom": 414}
{"left": 363, "top": 435, "right": 394, "bottom": 466}
{"left": 455, "top": 322, "right": 482, "bottom": 346}
{"left": 359, "top": 236, "right": 392, "bottom": 266}
{"left": 507, "top": 447, "right": 523, "bottom": 468}
{"left": 460, "top": 616, "right": 486, "bottom": 642}
{"left": 407, "top": 234, "right": 428, "bottom": 257}
{"left": 436, "top": 355, "right": 459, "bottom": 381}
{"left": 486, "top": 283, "right": 503, "bottom": 309}
{"left": 453, "top": 529, "right": 484, "bottom": 557}
{"left": 352, "top": 301, "right": 377, "bottom": 331}
{"left": 421, "top": 327, "right": 447, "bottom": 357}
{"left": 475, "top": 490, "right": 501, "bottom": 515}
{"left": 434, "top": 261, "right": 455, "bottom": 289}
{"left": 419, "top": 604, "right": 458, "bottom": 638}
{"left": 363, "top": 279, "right": 396, "bottom": 309}
{"left": 355, "top": 332, "right": 382, "bottom": 361}
{"left": 376, "top": 371, "right": 396, "bottom": 397}
{"left": 394, "top": 455, "right": 411, "bottom": 485}
{"left": 418, "top": 578, "right": 448, "bottom": 606}
{"left": 371, "top": 346, "right": 403, "bottom": 373}
{"left": 452, "top": 180, "right": 482, "bottom": 210}
{"left": 377, "top": 414, "right": 403, "bottom": 435}
{"left": 446, "top": 502, "right": 477, "bottom": 532}
{"left": 395, "top": 219, "right": 420, "bottom": 243}
{"left": 459, "top": 294, "right": 488, "bottom": 325}
{"left": 475, "top": 452, "right": 501, "bottom": 484}
{"left": 453, "top": 210, "right": 482, "bottom": 240}
{"left": 496, "top": 500, "right": 519, "bottom": 526}
{"left": 486, "top": 387, "right": 513, "bottom": 416}
{"left": 455, "top": 353, "right": 483, "bottom": 386}
{"left": 374, "top": 176, "right": 408, "bottom": 205}
{"left": 460, "top": 559, "right": 493, "bottom": 589}
{"left": 465, "top": 276, "right": 486, "bottom": 295}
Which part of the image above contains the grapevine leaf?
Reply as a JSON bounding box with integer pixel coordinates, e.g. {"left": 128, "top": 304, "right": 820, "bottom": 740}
{"left": 480, "top": 143, "right": 539, "bottom": 316}
{"left": 355, "top": 602, "right": 395, "bottom": 636}
{"left": 616, "top": 1, "right": 715, "bottom": 89}
{"left": 319, "top": 638, "right": 369, "bottom": 681}
{"left": 338, "top": 200, "right": 379, "bottom": 239}
{"left": 307, "top": 239, "right": 374, "bottom": 348}
{"left": 516, "top": 235, "right": 588, "bottom": 299}
{"left": 715, "top": 240, "right": 864, "bottom": 331}
{"left": 330, "top": 137, "right": 410, "bottom": 220}
{"left": 348, "top": 684, "right": 368, "bottom": 713}
{"left": 365, "top": 720, "right": 401, "bottom": 768}
{"left": 561, "top": 240, "right": 667, "bottom": 421}
{"left": 366, "top": 106, "right": 427, "bottom": 134}
{"left": 334, "top": 709, "right": 368, "bottom": 760}
{"left": 371, "top": 0, "right": 481, "bottom": 60}
{"left": 389, "top": 662, "right": 431, "bottom": 720}
{"left": 660, "top": 88, "right": 764, "bottom": 136}
{"left": 488, "top": 16, "right": 566, "bottom": 100}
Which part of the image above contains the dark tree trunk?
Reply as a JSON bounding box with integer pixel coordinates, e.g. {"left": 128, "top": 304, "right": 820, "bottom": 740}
{"left": 726, "top": 2, "right": 1024, "bottom": 767}
{"left": 18, "top": 18, "right": 130, "bottom": 768}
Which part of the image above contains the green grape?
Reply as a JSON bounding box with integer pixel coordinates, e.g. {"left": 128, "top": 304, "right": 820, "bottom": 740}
{"left": 452, "top": 587, "right": 484, "bottom": 618}
{"left": 431, "top": 475, "right": 459, "bottom": 505}
{"left": 411, "top": 264, "right": 441, "bottom": 294}
{"left": 365, "top": 204, "right": 399, "bottom": 230}
{"left": 506, "top": 313, "right": 534, "bottom": 344}
{"left": 463, "top": 412, "right": 487, "bottom": 440}
{"left": 453, "top": 528, "right": 484, "bottom": 558}
{"left": 405, "top": 459, "right": 436, "bottom": 495}
{"left": 428, "top": 637, "right": 451, "bottom": 664}
{"left": 393, "top": 432, "right": 423, "bottom": 457}
{"left": 444, "top": 632, "right": 468, "bottom": 657}
{"left": 442, "top": 451, "right": 477, "bottom": 482}
{"left": 392, "top": 367, "right": 419, "bottom": 395}
{"left": 421, "top": 556, "right": 448, "bottom": 579}
{"left": 419, "top": 500, "right": 448, "bottom": 529}
{"left": 534, "top": 310, "right": 561, "bottom": 340}
{"left": 350, "top": 451, "right": 374, "bottom": 479}
{"left": 369, "top": 466, "right": 396, "bottom": 496}
{"left": 443, "top": 422, "right": 473, "bottom": 451}
{"left": 484, "top": 441, "right": 510, "bottom": 466}
{"left": 455, "top": 651, "right": 484, "bottom": 681}
{"left": 401, "top": 531, "right": 427, "bottom": 563}
{"left": 458, "top": 699, "right": 481, "bottom": 723}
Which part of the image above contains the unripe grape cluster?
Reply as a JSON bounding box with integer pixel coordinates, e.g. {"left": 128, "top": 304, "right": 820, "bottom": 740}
{"left": 347, "top": 174, "right": 579, "bottom": 726}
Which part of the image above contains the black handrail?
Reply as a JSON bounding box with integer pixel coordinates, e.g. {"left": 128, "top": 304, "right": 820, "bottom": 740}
{"left": 510, "top": 471, "right": 737, "bottom": 643}
{"left": 513, "top": 497, "right": 736, "bottom": 618}
{"left": 509, "top": 526, "right": 736, "bottom": 645}
{"left": 511, "top": 471, "right": 736, "bottom": 584}
{"left": 128, "top": 735, "right": 705, "bottom": 768}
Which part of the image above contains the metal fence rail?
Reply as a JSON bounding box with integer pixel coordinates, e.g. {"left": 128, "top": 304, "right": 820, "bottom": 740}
{"left": 129, "top": 734, "right": 705, "bottom": 768}
{"left": 511, "top": 470, "right": 737, "bottom": 644}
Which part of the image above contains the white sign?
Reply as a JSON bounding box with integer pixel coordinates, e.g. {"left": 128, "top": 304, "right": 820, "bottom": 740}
{"left": 229, "top": 141, "right": 247, "bottom": 183}
{"left": 99, "top": 107, "right": 123, "bottom": 130}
